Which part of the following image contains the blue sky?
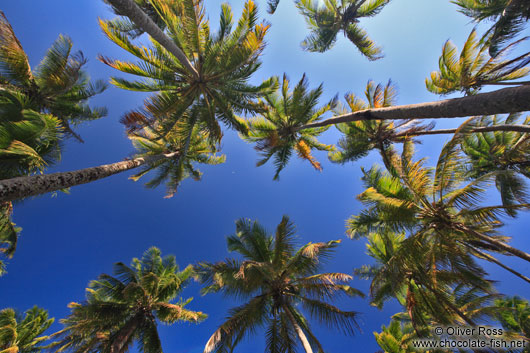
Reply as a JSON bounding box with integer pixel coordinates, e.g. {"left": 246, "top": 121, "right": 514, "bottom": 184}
{"left": 1, "top": 0, "right": 529, "bottom": 352}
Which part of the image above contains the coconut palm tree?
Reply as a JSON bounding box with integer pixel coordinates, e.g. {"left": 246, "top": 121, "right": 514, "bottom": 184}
{"left": 197, "top": 216, "right": 363, "bottom": 353}
{"left": 242, "top": 74, "right": 337, "bottom": 180}
{"left": 0, "top": 89, "right": 62, "bottom": 275}
{"left": 295, "top": 0, "right": 390, "bottom": 58}
{"left": 453, "top": 0, "right": 530, "bottom": 56}
{"left": 494, "top": 296, "right": 530, "bottom": 347}
{"left": 0, "top": 115, "right": 225, "bottom": 203}
{"left": 329, "top": 80, "right": 436, "bottom": 172}
{"left": 374, "top": 319, "right": 417, "bottom": 353}
{"left": 425, "top": 28, "right": 530, "bottom": 96}
{"left": 54, "top": 247, "right": 206, "bottom": 353}
{"left": 0, "top": 306, "right": 54, "bottom": 352}
{"left": 103, "top": 0, "right": 180, "bottom": 38}
{"left": 0, "top": 11, "right": 107, "bottom": 143}
{"left": 100, "top": 0, "right": 276, "bottom": 143}
{"left": 460, "top": 114, "right": 530, "bottom": 215}
{"left": 347, "top": 136, "right": 530, "bottom": 283}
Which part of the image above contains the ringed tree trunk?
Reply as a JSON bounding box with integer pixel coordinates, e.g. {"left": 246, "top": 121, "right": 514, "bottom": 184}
{"left": 105, "top": 0, "right": 199, "bottom": 79}
{"left": 393, "top": 124, "right": 530, "bottom": 137}
{"left": 282, "top": 304, "right": 314, "bottom": 353}
{"left": 296, "top": 85, "right": 530, "bottom": 131}
{"left": 0, "top": 152, "right": 178, "bottom": 203}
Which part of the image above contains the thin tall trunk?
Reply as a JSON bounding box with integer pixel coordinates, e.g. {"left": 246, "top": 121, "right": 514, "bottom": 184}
{"left": 105, "top": 0, "right": 199, "bottom": 79}
{"left": 282, "top": 304, "right": 313, "bottom": 353}
{"left": 393, "top": 124, "right": 530, "bottom": 137}
{"left": 110, "top": 315, "right": 140, "bottom": 353}
{"left": 457, "top": 225, "right": 530, "bottom": 263}
{"left": 296, "top": 85, "right": 530, "bottom": 131}
{"left": 465, "top": 245, "right": 530, "bottom": 284}
{"left": 0, "top": 152, "right": 178, "bottom": 203}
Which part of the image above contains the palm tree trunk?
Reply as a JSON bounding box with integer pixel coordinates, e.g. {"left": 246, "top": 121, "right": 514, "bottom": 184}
{"left": 458, "top": 225, "right": 530, "bottom": 263}
{"left": 296, "top": 85, "right": 530, "bottom": 130}
{"left": 467, "top": 246, "right": 530, "bottom": 284}
{"left": 282, "top": 304, "right": 313, "bottom": 353}
{"left": 105, "top": 0, "right": 199, "bottom": 79}
{"left": 110, "top": 315, "right": 140, "bottom": 353}
{"left": 0, "top": 152, "right": 178, "bottom": 203}
{"left": 393, "top": 124, "right": 530, "bottom": 137}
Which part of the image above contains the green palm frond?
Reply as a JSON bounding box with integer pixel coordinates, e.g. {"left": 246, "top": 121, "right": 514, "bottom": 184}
{"left": 426, "top": 28, "right": 530, "bottom": 95}
{"left": 242, "top": 74, "right": 336, "bottom": 180}
{"left": 198, "top": 216, "right": 362, "bottom": 353}
{"left": 0, "top": 306, "right": 54, "bottom": 352}
{"left": 296, "top": 0, "right": 390, "bottom": 58}
{"left": 101, "top": 0, "right": 276, "bottom": 143}
{"left": 452, "top": 0, "right": 530, "bottom": 56}
{"left": 55, "top": 247, "right": 206, "bottom": 353}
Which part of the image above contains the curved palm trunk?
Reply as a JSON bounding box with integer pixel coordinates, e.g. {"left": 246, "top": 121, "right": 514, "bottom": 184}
{"left": 296, "top": 85, "right": 530, "bottom": 130}
{"left": 105, "top": 0, "right": 199, "bottom": 79}
{"left": 0, "top": 152, "right": 178, "bottom": 203}
{"left": 282, "top": 304, "right": 313, "bottom": 353}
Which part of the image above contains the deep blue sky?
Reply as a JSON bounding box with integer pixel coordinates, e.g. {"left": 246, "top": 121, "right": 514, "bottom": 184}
{"left": 1, "top": 1, "right": 529, "bottom": 352}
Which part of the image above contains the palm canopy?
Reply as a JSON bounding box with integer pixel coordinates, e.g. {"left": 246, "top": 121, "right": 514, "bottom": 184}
{"left": 197, "top": 216, "right": 363, "bottom": 353}
{"left": 460, "top": 114, "right": 530, "bottom": 215}
{"left": 296, "top": 0, "right": 390, "bottom": 59}
{"left": 355, "top": 229, "right": 496, "bottom": 330}
{"left": 0, "top": 306, "right": 54, "bottom": 353}
{"left": 99, "top": 0, "right": 276, "bottom": 143}
{"left": 347, "top": 135, "right": 530, "bottom": 280}
{"left": 127, "top": 108, "right": 226, "bottom": 198}
{"left": 242, "top": 74, "right": 336, "bottom": 180}
{"left": 494, "top": 296, "right": 530, "bottom": 340}
{"left": 453, "top": 0, "right": 530, "bottom": 56}
{"left": 425, "top": 28, "right": 530, "bottom": 96}
{"left": 54, "top": 247, "right": 206, "bottom": 353}
{"left": 329, "top": 80, "right": 431, "bottom": 171}
{"left": 0, "top": 11, "right": 107, "bottom": 143}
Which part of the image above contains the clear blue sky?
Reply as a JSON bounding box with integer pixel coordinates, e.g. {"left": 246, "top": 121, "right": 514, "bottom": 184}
{"left": 1, "top": 1, "right": 529, "bottom": 352}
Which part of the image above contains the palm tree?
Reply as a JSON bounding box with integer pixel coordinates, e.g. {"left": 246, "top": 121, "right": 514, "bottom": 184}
{"left": 296, "top": 0, "right": 390, "bottom": 59}
{"left": 347, "top": 137, "right": 530, "bottom": 282}
{"left": 100, "top": 0, "right": 276, "bottom": 143}
{"left": 54, "top": 247, "right": 206, "bottom": 353}
{"left": 329, "top": 80, "right": 434, "bottom": 171}
{"left": 453, "top": 0, "right": 530, "bottom": 56}
{"left": 0, "top": 116, "right": 225, "bottom": 202}
{"left": 495, "top": 296, "right": 530, "bottom": 347}
{"left": 0, "top": 306, "right": 54, "bottom": 352}
{"left": 242, "top": 74, "right": 337, "bottom": 180}
{"left": 0, "top": 89, "right": 62, "bottom": 275}
{"left": 373, "top": 319, "right": 417, "bottom": 353}
{"left": 0, "top": 11, "right": 107, "bottom": 143}
{"left": 425, "top": 28, "right": 530, "bottom": 96}
{"left": 103, "top": 0, "right": 179, "bottom": 38}
{"left": 197, "top": 216, "right": 363, "bottom": 353}
{"left": 460, "top": 114, "right": 530, "bottom": 215}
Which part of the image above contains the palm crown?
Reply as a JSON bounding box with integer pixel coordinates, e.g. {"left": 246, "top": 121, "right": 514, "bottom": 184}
{"left": 296, "top": 0, "right": 390, "bottom": 59}
{"left": 425, "top": 28, "right": 530, "bottom": 95}
{"left": 197, "top": 216, "right": 363, "bottom": 353}
{"left": 453, "top": 0, "right": 530, "bottom": 56}
{"left": 99, "top": 0, "right": 276, "bottom": 143}
{"left": 0, "top": 11, "right": 107, "bottom": 143}
{"left": 347, "top": 136, "right": 530, "bottom": 288}
{"left": 242, "top": 74, "right": 337, "bottom": 180}
{"left": 329, "top": 80, "right": 431, "bottom": 171}
{"left": 55, "top": 247, "right": 206, "bottom": 353}
{"left": 460, "top": 114, "right": 530, "bottom": 215}
{"left": 0, "top": 306, "right": 54, "bottom": 353}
